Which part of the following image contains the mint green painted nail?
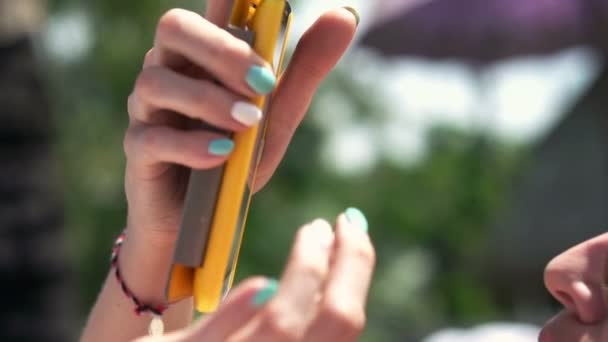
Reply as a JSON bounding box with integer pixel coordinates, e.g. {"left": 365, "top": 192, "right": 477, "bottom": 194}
{"left": 246, "top": 65, "right": 276, "bottom": 95}
{"left": 208, "top": 138, "right": 234, "bottom": 156}
{"left": 252, "top": 279, "right": 278, "bottom": 307}
{"left": 345, "top": 207, "right": 368, "bottom": 232}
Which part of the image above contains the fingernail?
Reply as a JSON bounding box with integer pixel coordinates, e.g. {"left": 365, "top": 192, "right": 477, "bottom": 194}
{"left": 342, "top": 6, "right": 360, "bottom": 27}
{"left": 310, "top": 218, "right": 335, "bottom": 249}
{"left": 246, "top": 65, "right": 276, "bottom": 95}
{"left": 231, "top": 101, "right": 263, "bottom": 126}
{"left": 252, "top": 278, "right": 278, "bottom": 307}
{"left": 208, "top": 138, "right": 235, "bottom": 156}
{"left": 345, "top": 207, "right": 368, "bottom": 232}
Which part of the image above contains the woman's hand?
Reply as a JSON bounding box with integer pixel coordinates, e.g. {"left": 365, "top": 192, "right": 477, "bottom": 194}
{"left": 135, "top": 209, "right": 375, "bottom": 342}
{"left": 123, "top": 5, "right": 358, "bottom": 248}
{"left": 81, "top": 6, "right": 359, "bottom": 341}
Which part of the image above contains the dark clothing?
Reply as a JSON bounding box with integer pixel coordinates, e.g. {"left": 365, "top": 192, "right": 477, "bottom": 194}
{"left": 0, "top": 36, "right": 73, "bottom": 342}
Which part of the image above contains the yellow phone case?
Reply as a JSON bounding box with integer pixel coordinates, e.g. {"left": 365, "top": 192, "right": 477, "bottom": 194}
{"left": 165, "top": 0, "right": 292, "bottom": 313}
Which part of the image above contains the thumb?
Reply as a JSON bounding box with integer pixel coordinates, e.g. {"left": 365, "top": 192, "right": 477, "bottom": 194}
{"left": 254, "top": 6, "right": 359, "bottom": 191}
{"left": 132, "top": 277, "right": 272, "bottom": 342}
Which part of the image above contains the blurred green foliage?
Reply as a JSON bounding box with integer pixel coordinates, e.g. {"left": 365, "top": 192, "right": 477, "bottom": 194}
{"left": 48, "top": 0, "right": 528, "bottom": 340}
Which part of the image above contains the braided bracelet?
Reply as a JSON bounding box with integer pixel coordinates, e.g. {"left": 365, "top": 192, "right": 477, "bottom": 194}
{"left": 111, "top": 231, "right": 168, "bottom": 335}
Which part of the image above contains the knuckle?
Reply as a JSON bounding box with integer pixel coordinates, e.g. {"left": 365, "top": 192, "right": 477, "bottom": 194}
{"left": 127, "top": 93, "right": 141, "bottom": 119}
{"left": 122, "top": 127, "right": 136, "bottom": 157}
{"left": 134, "top": 68, "right": 162, "bottom": 101}
{"left": 258, "top": 306, "right": 301, "bottom": 341}
{"left": 157, "top": 9, "right": 189, "bottom": 40}
{"left": 139, "top": 127, "right": 163, "bottom": 155}
{"left": 123, "top": 125, "right": 164, "bottom": 161}
{"left": 352, "top": 241, "right": 376, "bottom": 267}
{"left": 320, "top": 300, "right": 366, "bottom": 334}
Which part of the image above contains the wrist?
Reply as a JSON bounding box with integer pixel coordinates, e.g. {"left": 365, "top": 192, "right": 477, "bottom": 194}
{"left": 124, "top": 225, "right": 178, "bottom": 254}
{"left": 117, "top": 228, "right": 177, "bottom": 306}
{"left": 125, "top": 213, "right": 180, "bottom": 250}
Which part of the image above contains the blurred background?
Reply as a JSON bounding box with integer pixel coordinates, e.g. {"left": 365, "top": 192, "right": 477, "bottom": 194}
{"left": 2, "top": 0, "right": 607, "bottom": 340}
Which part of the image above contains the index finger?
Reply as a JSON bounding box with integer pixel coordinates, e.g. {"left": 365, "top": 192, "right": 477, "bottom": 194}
{"left": 133, "top": 277, "right": 271, "bottom": 342}
{"left": 152, "top": 0, "right": 234, "bottom": 70}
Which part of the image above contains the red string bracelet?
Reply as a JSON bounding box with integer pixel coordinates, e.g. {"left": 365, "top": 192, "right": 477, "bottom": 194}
{"left": 111, "top": 232, "right": 168, "bottom": 316}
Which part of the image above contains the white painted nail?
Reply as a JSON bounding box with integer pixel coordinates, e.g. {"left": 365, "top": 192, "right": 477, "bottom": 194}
{"left": 310, "top": 219, "right": 335, "bottom": 250}
{"left": 231, "top": 102, "right": 262, "bottom": 126}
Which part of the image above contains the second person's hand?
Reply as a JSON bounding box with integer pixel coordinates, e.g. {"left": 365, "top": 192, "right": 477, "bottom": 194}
{"left": 135, "top": 208, "right": 375, "bottom": 342}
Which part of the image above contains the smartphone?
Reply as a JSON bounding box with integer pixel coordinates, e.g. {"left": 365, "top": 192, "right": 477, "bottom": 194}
{"left": 165, "top": 0, "right": 293, "bottom": 313}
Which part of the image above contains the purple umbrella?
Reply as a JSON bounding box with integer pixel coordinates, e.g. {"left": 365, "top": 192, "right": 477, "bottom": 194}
{"left": 360, "top": 0, "right": 608, "bottom": 63}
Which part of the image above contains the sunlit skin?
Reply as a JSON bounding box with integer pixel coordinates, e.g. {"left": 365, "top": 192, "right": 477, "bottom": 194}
{"left": 540, "top": 233, "right": 608, "bottom": 341}
{"left": 80, "top": 2, "right": 375, "bottom": 341}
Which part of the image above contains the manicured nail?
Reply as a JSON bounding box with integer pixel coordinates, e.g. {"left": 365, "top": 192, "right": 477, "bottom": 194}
{"left": 208, "top": 138, "right": 235, "bottom": 156}
{"left": 246, "top": 65, "right": 276, "bottom": 95}
{"left": 345, "top": 207, "right": 368, "bottom": 232}
{"left": 231, "top": 101, "right": 263, "bottom": 126}
{"left": 342, "top": 6, "right": 360, "bottom": 26}
{"left": 310, "top": 218, "right": 335, "bottom": 249}
{"left": 252, "top": 278, "right": 278, "bottom": 307}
